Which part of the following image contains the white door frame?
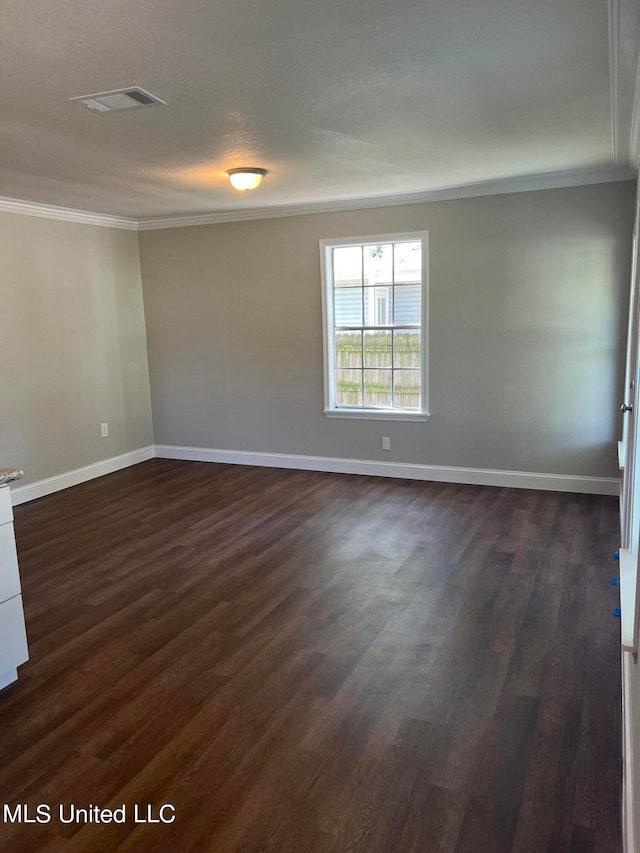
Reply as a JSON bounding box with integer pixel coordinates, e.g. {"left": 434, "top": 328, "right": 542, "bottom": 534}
{"left": 622, "top": 205, "right": 640, "bottom": 550}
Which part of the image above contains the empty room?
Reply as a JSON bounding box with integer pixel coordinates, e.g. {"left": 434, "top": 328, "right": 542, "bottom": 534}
{"left": 2, "top": 0, "right": 640, "bottom": 851}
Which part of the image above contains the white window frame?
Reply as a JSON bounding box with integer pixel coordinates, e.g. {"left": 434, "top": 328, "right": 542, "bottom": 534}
{"left": 320, "top": 231, "right": 430, "bottom": 422}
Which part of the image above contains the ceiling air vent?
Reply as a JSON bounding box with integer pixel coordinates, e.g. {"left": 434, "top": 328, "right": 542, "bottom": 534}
{"left": 69, "top": 87, "right": 166, "bottom": 113}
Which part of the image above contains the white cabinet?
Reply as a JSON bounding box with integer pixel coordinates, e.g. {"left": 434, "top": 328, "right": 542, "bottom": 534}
{"left": 0, "top": 489, "right": 13, "bottom": 525}
{"left": 0, "top": 523, "right": 21, "bottom": 604}
{"left": 0, "top": 485, "right": 28, "bottom": 691}
{"left": 0, "top": 597, "right": 28, "bottom": 686}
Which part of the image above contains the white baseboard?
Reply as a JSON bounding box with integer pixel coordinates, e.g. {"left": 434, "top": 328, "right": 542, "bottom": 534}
{"left": 6, "top": 444, "right": 619, "bottom": 504}
{"left": 623, "top": 651, "right": 636, "bottom": 853}
{"left": 9, "top": 446, "right": 155, "bottom": 506}
{"left": 153, "top": 444, "right": 620, "bottom": 495}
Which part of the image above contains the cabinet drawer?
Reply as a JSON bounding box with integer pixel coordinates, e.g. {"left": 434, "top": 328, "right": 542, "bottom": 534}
{"left": 0, "top": 522, "right": 21, "bottom": 604}
{"left": 0, "top": 487, "right": 12, "bottom": 526}
{"left": 0, "top": 595, "right": 28, "bottom": 677}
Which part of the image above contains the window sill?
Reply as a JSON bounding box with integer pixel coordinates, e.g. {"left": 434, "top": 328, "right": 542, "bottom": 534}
{"left": 324, "top": 408, "right": 430, "bottom": 422}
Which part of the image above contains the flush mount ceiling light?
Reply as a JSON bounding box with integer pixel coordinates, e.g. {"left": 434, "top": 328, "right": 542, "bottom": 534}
{"left": 227, "top": 167, "right": 267, "bottom": 191}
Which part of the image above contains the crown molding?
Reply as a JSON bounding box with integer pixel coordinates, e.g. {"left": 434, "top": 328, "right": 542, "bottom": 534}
{"left": 0, "top": 196, "right": 139, "bottom": 230}
{"left": 613, "top": 0, "right": 640, "bottom": 171}
{"left": 609, "top": 0, "right": 622, "bottom": 162}
{"left": 631, "top": 34, "right": 640, "bottom": 170}
{"left": 0, "top": 166, "right": 635, "bottom": 233}
{"left": 136, "top": 166, "right": 636, "bottom": 230}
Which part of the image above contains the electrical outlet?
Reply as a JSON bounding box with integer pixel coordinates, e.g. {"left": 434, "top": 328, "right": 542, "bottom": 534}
{"left": 382, "top": 437, "right": 391, "bottom": 451}
{"left": 101, "top": 423, "right": 109, "bottom": 438}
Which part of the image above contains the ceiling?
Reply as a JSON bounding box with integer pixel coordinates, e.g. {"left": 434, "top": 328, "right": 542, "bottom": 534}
{"left": 1, "top": 0, "right": 639, "bottom": 221}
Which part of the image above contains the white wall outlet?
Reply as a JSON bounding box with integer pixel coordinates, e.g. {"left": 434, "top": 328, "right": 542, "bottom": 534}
{"left": 382, "top": 437, "right": 391, "bottom": 451}
{"left": 100, "top": 423, "right": 109, "bottom": 438}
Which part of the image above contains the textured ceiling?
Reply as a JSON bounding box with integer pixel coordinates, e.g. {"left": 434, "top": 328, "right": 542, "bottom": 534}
{"left": 0, "top": 0, "right": 635, "bottom": 218}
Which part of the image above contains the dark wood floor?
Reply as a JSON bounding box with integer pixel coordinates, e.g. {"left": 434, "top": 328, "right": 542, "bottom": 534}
{"left": 0, "top": 459, "right": 623, "bottom": 852}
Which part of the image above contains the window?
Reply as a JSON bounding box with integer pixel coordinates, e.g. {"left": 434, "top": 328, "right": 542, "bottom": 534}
{"left": 320, "top": 232, "right": 429, "bottom": 421}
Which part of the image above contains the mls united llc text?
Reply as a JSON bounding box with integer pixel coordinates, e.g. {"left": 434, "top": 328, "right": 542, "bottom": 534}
{"left": 3, "top": 804, "right": 176, "bottom": 825}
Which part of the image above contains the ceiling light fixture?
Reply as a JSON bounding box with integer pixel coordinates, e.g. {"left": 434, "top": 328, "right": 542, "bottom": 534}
{"left": 227, "top": 167, "right": 267, "bottom": 191}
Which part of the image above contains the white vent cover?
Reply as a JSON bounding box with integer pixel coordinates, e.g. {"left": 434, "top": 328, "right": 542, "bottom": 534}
{"left": 69, "top": 87, "right": 166, "bottom": 113}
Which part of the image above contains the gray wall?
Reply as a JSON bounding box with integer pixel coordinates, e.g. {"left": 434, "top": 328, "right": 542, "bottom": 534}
{"left": 0, "top": 212, "right": 153, "bottom": 486}
{"left": 139, "top": 181, "right": 636, "bottom": 479}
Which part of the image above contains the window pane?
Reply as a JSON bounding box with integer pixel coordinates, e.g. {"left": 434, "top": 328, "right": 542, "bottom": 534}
{"left": 394, "top": 241, "right": 421, "bottom": 284}
{"left": 393, "top": 330, "right": 421, "bottom": 368}
{"left": 333, "top": 246, "right": 362, "bottom": 287}
{"left": 393, "top": 285, "right": 421, "bottom": 325}
{"left": 364, "top": 330, "right": 392, "bottom": 368}
{"left": 335, "top": 287, "right": 363, "bottom": 325}
{"left": 364, "top": 369, "right": 392, "bottom": 408}
{"left": 335, "top": 331, "right": 362, "bottom": 368}
{"left": 336, "top": 369, "right": 362, "bottom": 406}
{"left": 393, "top": 369, "right": 421, "bottom": 409}
{"left": 325, "top": 236, "right": 425, "bottom": 416}
{"left": 364, "top": 286, "right": 392, "bottom": 326}
{"left": 363, "top": 243, "right": 392, "bottom": 287}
